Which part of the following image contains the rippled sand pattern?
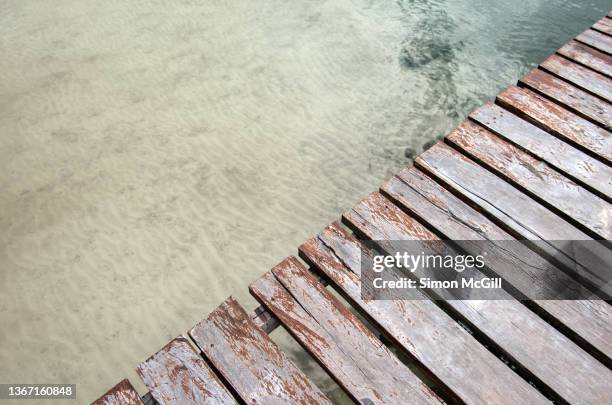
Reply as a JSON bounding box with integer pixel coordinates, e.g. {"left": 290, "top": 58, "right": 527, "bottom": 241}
{"left": 0, "top": 0, "right": 608, "bottom": 402}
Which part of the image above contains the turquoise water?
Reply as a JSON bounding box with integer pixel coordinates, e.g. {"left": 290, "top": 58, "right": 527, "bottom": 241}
{"left": 0, "top": 0, "right": 609, "bottom": 401}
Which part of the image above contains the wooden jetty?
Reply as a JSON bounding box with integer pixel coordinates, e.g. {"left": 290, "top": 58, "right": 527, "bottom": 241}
{"left": 93, "top": 12, "right": 612, "bottom": 405}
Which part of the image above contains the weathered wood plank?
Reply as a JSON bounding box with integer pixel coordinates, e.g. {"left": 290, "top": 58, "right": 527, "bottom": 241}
{"left": 92, "top": 379, "right": 144, "bottom": 405}
{"left": 519, "top": 68, "right": 612, "bottom": 129}
{"left": 136, "top": 336, "right": 237, "bottom": 405}
{"left": 342, "top": 192, "right": 612, "bottom": 405}
{"left": 558, "top": 40, "right": 612, "bottom": 77}
{"left": 189, "top": 297, "right": 330, "bottom": 405}
{"left": 470, "top": 99, "right": 612, "bottom": 202}
{"left": 299, "top": 225, "right": 548, "bottom": 405}
{"left": 382, "top": 167, "right": 612, "bottom": 365}
{"left": 414, "top": 142, "right": 611, "bottom": 295}
{"left": 249, "top": 258, "right": 442, "bottom": 405}
{"left": 593, "top": 16, "right": 612, "bottom": 35}
{"left": 541, "top": 54, "right": 612, "bottom": 100}
{"left": 446, "top": 121, "right": 612, "bottom": 239}
{"left": 493, "top": 86, "right": 612, "bottom": 166}
{"left": 413, "top": 142, "right": 596, "bottom": 242}
{"left": 382, "top": 172, "right": 585, "bottom": 299}
{"left": 576, "top": 28, "right": 612, "bottom": 55}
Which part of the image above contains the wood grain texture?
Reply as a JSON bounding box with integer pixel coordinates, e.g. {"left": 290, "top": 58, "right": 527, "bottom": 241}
{"left": 593, "top": 16, "right": 612, "bottom": 35}
{"left": 446, "top": 120, "right": 612, "bottom": 239}
{"left": 415, "top": 142, "right": 611, "bottom": 296}
{"left": 558, "top": 40, "right": 612, "bottom": 77}
{"left": 576, "top": 28, "right": 612, "bottom": 54}
{"left": 299, "top": 224, "right": 546, "bottom": 405}
{"left": 249, "top": 258, "right": 442, "bottom": 405}
{"left": 136, "top": 336, "right": 237, "bottom": 405}
{"left": 190, "top": 297, "right": 330, "bottom": 405}
{"left": 420, "top": 143, "right": 601, "bottom": 241}
{"left": 541, "top": 54, "right": 612, "bottom": 100}
{"left": 382, "top": 167, "right": 612, "bottom": 365}
{"left": 494, "top": 86, "right": 612, "bottom": 164}
{"left": 342, "top": 192, "right": 612, "bottom": 405}
{"left": 519, "top": 68, "right": 612, "bottom": 129}
{"left": 92, "top": 379, "right": 144, "bottom": 405}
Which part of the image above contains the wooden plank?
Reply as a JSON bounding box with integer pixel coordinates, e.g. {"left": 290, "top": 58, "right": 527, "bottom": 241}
{"left": 446, "top": 121, "right": 612, "bottom": 239}
{"left": 519, "top": 68, "right": 612, "bottom": 129}
{"left": 136, "top": 336, "right": 237, "bottom": 405}
{"left": 593, "top": 16, "right": 612, "bottom": 35}
{"left": 381, "top": 167, "right": 612, "bottom": 365}
{"left": 249, "top": 305, "right": 279, "bottom": 334}
{"left": 381, "top": 171, "right": 587, "bottom": 299}
{"left": 414, "top": 142, "right": 611, "bottom": 295}
{"left": 576, "top": 29, "right": 612, "bottom": 55}
{"left": 540, "top": 54, "right": 612, "bottom": 100}
{"left": 92, "top": 379, "right": 144, "bottom": 405}
{"left": 299, "top": 225, "right": 548, "bottom": 405}
{"left": 249, "top": 258, "right": 442, "bottom": 405}
{"left": 189, "top": 297, "right": 330, "bottom": 405}
{"left": 472, "top": 101, "right": 612, "bottom": 198}
{"left": 557, "top": 40, "right": 612, "bottom": 77}
{"left": 493, "top": 86, "right": 612, "bottom": 166}
{"left": 342, "top": 192, "right": 612, "bottom": 405}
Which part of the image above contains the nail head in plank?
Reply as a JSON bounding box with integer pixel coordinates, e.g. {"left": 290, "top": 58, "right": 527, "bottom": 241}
{"left": 136, "top": 336, "right": 237, "bottom": 405}
{"left": 92, "top": 379, "right": 144, "bottom": 405}
{"left": 576, "top": 28, "right": 612, "bottom": 55}
{"left": 541, "top": 54, "right": 612, "bottom": 101}
{"left": 383, "top": 167, "right": 612, "bottom": 363}
{"left": 300, "top": 226, "right": 547, "bottom": 405}
{"left": 519, "top": 68, "right": 612, "bottom": 129}
{"left": 249, "top": 258, "right": 442, "bottom": 405}
{"left": 558, "top": 40, "right": 612, "bottom": 77}
{"left": 470, "top": 98, "right": 612, "bottom": 194}
{"left": 190, "top": 297, "right": 330, "bottom": 405}
{"left": 343, "top": 192, "right": 612, "bottom": 405}
{"left": 446, "top": 120, "right": 612, "bottom": 239}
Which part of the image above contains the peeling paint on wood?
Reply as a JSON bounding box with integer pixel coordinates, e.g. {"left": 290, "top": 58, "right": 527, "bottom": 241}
{"left": 342, "top": 191, "right": 612, "bottom": 405}
{"left": 494, "top": 86, "right": 612, "bottom": 165}
{"left": 446, "top": 120, "right": 612, "bottom": 239}
{"left": 250, "top": 258, "right": 442, "bottom": 405}
{"left": 382, "top": 167, "right": 612, "bottom": 365}
{"left": 541, "top": 54, "right": 612, "bottom": 100}
{"left": 299, "top": 224, "right": 546, "bottom": 405}
{"left": 576, "top": 28, "right": 612, "bottom": 54}
{"left": 519, "top": 68, "right": 612, "bottom": 129}
{"left": 136, "top": 336, "right": 237, "bottom": 405}
{"left": 592, "top": 16, "right": 612, "bottom": 35}
{"left": 92, "top": 379, "right": 144, "bottom": 405}
{"left": 190, "top": 297, "right": 330, "bottom": 404}
{"left": 415, "top": 142, "right": 612, "bottom": 297}
{"left": 96, "top": 12, "right": 612, "bottom": 405}
{"left": 557, "top": 40, "right": 612, "bottom": 77}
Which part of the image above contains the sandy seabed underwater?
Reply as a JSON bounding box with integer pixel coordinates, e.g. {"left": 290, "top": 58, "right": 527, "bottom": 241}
{"left": 0, "top": 0, "right": 609, "bottom": 402}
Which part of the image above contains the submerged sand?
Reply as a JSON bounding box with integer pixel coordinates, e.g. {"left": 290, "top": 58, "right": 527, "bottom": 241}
{"left": 0, "top": 0, "right": 607, "bottom": 401}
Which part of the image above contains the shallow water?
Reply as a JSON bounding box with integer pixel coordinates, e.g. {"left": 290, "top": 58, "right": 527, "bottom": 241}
{"left": 0, "top": 0, "right": 609, "bottom": 402}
